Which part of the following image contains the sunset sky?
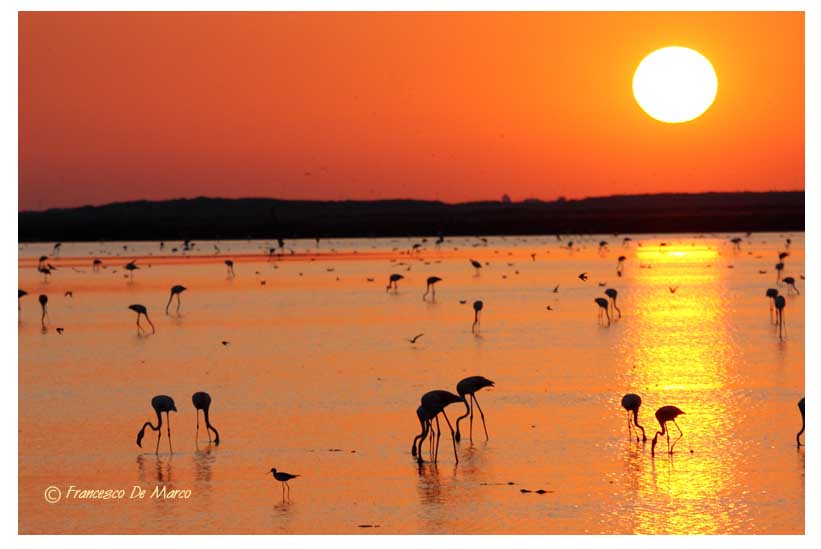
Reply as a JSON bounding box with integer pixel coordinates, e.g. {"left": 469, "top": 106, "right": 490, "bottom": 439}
{"left": 18, "top": 11, "right": 804, "bottom": 211}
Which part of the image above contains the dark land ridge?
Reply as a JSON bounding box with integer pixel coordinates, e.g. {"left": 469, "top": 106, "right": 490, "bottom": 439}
{"left": 18, "top": 191, "right": 803, "bottom": 242}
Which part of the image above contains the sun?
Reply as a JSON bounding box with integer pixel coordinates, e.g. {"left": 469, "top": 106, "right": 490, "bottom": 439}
{"left": 632, "top": 46, "right": 718, "bottom": 124}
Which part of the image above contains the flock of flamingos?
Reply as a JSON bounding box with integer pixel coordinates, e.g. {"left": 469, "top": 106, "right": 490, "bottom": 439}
{"left": 18, "top": 234, "right": 806, "bottom": 499}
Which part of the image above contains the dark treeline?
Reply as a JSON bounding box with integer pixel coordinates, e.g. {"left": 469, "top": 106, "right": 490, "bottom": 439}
{"left": 18, "top": 191, "right": 803, "bottom": 242}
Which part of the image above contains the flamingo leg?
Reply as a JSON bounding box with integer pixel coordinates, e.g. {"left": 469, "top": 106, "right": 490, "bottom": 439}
{"left": 155, "top": 429, "right": 161, "bottom": 455}
{"left": 177, "top": 295, "right": 181, "bottom": 314}
{"left": 469, "top": 394, "right": 475, "bottom": 442}
{"left": 633, "top": 409, "right": 646, "bottom": 442}
{"left": 670, "top": 419, "right": 683, "bottom": 453}
{"left": 167, "top": 412, "right": 173, "bottom": 454}
{"left": 196, "top": 410, "right": 200, "bottom": 440}
{"left": 473, "top": 393, "right": 489, "bottom": 440}
{"left": 626, "top": 411, "right": 633, "bottom": 440}
{"left": 434, "top": 416, "right": 442, "bottom": 462}
{"left": 440, "top": 410, "right": 459, "bottom": 464}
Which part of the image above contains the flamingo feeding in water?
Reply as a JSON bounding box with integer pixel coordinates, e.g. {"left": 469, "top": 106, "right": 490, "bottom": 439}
{"left": 765, "top": 288, "right": 779, "bottom": 322}
{"left": 797, "top": 397, "right": 805, "bottom": 447}
{"left": 411, "top": 390, "right": 463, "bottom": 464}
{"left": 124, "top": 260, "right": 139, "bottom": 281}
{"left": 775, "top": 262, "right": 785, "bottom": 284}
{"left": 774, "top": 295, "right": 786, "bottom": 339}
{"left": 166, "top": 285, "right": 187, "bottom": 314}
{"left": 594, "top": 298, "right": 611, "bottom": 326}
{"left": 620, "top": 394, "right": 646, "bottom": 442}
{"left": 604, "top": 288, "right": 621, "bottom": 319}
{"left": 192, "top": 391, "right": 220, "bottom": 445}
{"left": 783, "top": 277, "right": 800, "bottom": 295}
{"left": 136, "top": 395, "right": 177, "bottom": 455}
{"left": 38, "top": 294, "right": 48, "bottom": 329}
{"left": 422, "top": 276, "right": 442, "bottom": 301}
{"left": 92, "top": 258, "right": 102, "bottom": 272}
{"left": 18, "top": 289, "right": 27, "bottom": 310}
{"left": 386, "top": 273, "right": 404, "bottom": 293}
{"left": 651, "top": 405, "right": 685, "bottom": 456}
{"left": 224, "top": 260, "right": 235, "bottom": 277}
{"left": 472, "top": 300, "right": 484, "bottom": 333}
{"left": 616, "top": 256, "right": 626, "bottom": 277}
{"left": 454, "top": 376, "right": 495, "bottom": 442}
{"left": 470, "top": 259, "right": 482, "bottom": 275}
{"left": 128, "top": 304, "right": 155, "bottom": 335}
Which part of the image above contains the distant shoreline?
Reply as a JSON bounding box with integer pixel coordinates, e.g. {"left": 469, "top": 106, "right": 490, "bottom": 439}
{"left": 18, "top": 191, "right": 804, "bottom": 243}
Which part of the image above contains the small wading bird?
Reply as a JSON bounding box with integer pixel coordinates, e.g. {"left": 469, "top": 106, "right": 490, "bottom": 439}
{"left": 651, "top": 405, "right": 685, "bottom": 456}
{"left": 411, "top": 390, "right": 463, "bottom": 464}
{"left": 224, "top": 260, "right": 235, "bottom": 277}
{"left": 455, "top": 376, "right": 495, "bottom": 442}
{"left": 136, "top": 395, "right": 177, "bottom": 455}
{"left": 470, "top": 259, "right": 482, "bottom": 275}
{"left": 594, "top": 297, "right": 611, "bottom": 326}
{"left": 621, "top": 394, "right": 646, "bottom": 442}
{"left": 124, "top": 260, "right": 139, "bottom": 281}
{"left": 192, "top": 392, "right": 220, "bottom": 445}
{"left": 783, "top": 276, "right": 800, "bottom": 295}
{"left": 604, "top": 288, "right": 621, "bottom": 319}
{"left": 422, "top": 276, "right": 442, "bottom": 301}
{"left": 128, "top": 304, "right": 155, "bottom": 335}
{"left": 386, "top": 273, "right": 404, "bottom": 293}
{"left": 797, "top": 397, "right": 805, "bottom": 447}
{"left": 774, "top": 295, "right": 786, "bottom": 340}
{"left": 765, "top": 288, "right": 779, "bottom": 322}
{"left": 166, "top": 285, "right": 187, "bottom": 314}
{"left": 472, "top": 300, "right": 484, "bottom": 333}
{"left": 269, "top": 468, "right": 299, "bottom": 500}
{"left": 38, "top": 294, "right": 48, "bottom": 329}
{"left": 616, "top": 256, "right": 626, "bottom": 277}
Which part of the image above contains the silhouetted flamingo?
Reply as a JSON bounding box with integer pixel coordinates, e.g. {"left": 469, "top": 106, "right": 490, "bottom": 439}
{"left": 454, "top": 376, "right": 495, "bottom": 442}
{"left": 472, "top": 300, "right": 483, "bottom": 333}
{"left": 730, "top": 237, "right": 742, "bottom": 251}
{"left": 386, "top": 273, "right": 404, "bottom": 292}
{"left": 470, "top": 259, "right": 482, "bottom": 275}
{"left": 92, "top": 258, "right": 102, "bottom": 272}
{"left": 797, "top": 397, "right": 805, "bottom": 447}
{"left": 651, "top": 405, "right": 685, "bottom": 456}
{"left": 423, "top": 276, "right": 442, "bottom": 301}
{"left": 128, "top": 304, "right": 155, "bottom": 335}
{"left": 136, "top": 395, "right": 177, "bottom": 455}
{"left": 166, "top": 285, "right": 187, "bottom": 314}
{"left": 125, "top": 260, "right": 139, "bottom": 281}
{"left": 225, "top": 260, "right": 235, "bottom": 277}
{"left": 412, "top": 390, "right": 463, "bottom": 464}
{"left": 783, "top": 277, "right": 799, "bottom": 295}
{"left": 269, "top": 468, "right": 299, "bottom": 499}
{"left": 779, "top": 251, "right": 789, "bottom": 261}
{"left": 595, "top": 297, "right": 610, "bottom": 326}
{"left": 604, "top": 288, "right": 621, "bottom": 319}
{"left": 616, "top": 256, "right": 626, "bottom": 277}
{"left": 774, "top": 295, "right": 786, "bottom": 339}
{"left": 192, "top": 391, "right": 220, "bottom": 445}
{"left": 765, "top": 288, "right": 779, "bottom": 322}
{"left": 621, "top": 394, "right": 646, "bottom": 442}
{"left": 775, "top": 262, "right": 784, "bottom": 284}
{"left": 38, "top": 294, "right": 48, "bottom": 329}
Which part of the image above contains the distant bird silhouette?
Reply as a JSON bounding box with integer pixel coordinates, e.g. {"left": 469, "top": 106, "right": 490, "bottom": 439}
{"left": 470, "top": 259, "right": 482, "bottom": 275}
{"left": 136, "top": 395, "right": 177, "bottom": 455}
{"left": 779, "top": 251, "right": 790, "bottom": 261}
{"left": 18, "top": 289, "right": 26, "bottom": 310}
{"left": 616, "top": 256, "right": 626, "bottom": 277}
{"left": 786, "top": 238, "right": 792, "bottom": 249}
{"left": 765, "top": 288, "right": 779, "bottom": 322}
{"left": 56, "top": 327, "right": 64, "bottom": 335}
{"left": 783, "top": 277, "right": 799, "bottom": 295}
{"left": 455, "top": 376, "right": 495, "bottom": 442}
{"left": 598, "top": 240, "right": 609, "bottom": 253}
{"left": 412, "top": 390, "right": 463, "bottom": 464}
{"left": 192, "top": 391, "right": 220, "bottom": 445}
{"left": 38, "top": 294, "right": 48, "bottom": 329}
{"left": 386, "top": 273, "right": 404, "bottom": 292}
{"left": 621, "top": 394, "right": 646, "bottom": 442}
{"left": 128, "top": 304, "right": 155, "bottom": 335}
{"left": 604, "top": 288, "right": 621, "bottom": 319}
{"left": 774, "top": 295, "right": 786, "bottom": 339}
{"left": 622, "top": 237, "right": 633, "bottom": 246}
{"left": 92, "top": 258, "right": 102, "bottom": 272}
{"left": 552, "top": 284, "right": 559, "bottom": 293}
{"left": 546, "top": 305, "right": 553, "bottom": 311}
{"left": 669, "top": 286, "right": 678, "bottom": 294}
{"left": 269, "top": 468, "right": 299, "bottom": 499}
{"left": 423, "top": 276, "right": 442, "bottom": 301}
{"left": 64, "top": 291, "right": 73, "bottom": 298}
{"left": 594, "top": 297, "right": 610, "bottom": 326}
{"left": 166, "top": 285, "right": 187, "bottom": 314}
{"left": 408, "top": 333, "right": 424, "bottom": 344}
{"left": 775, "top": 262, "right": 785, "bottom": 284}
{"left": 124, "top": 260, "right": 139, "bottom": 281}
{"left": 730, "top": 237, "right": 742, "bottom": 251}
{"left": 53, "top": 242, "right": 62, "bottom": 256}
{"left": 225, "top": 260, "right": 235, "bottom": 277}
{"left": 472, "top": 300, "right": 484, "bottom": 333}
{"left": 797, "top": 397, "right": 805, "bottom": 447}
{"left": 578, "top": 272, "right": 588, "bottom": 282}
{"left": 530, "top": 253, "right": 536, "bottom": 261}
{"left": 651, "top": 405, "right": 685, "bottom": 456}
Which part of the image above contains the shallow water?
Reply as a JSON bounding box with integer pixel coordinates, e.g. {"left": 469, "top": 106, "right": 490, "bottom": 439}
{"left": 18, "top": 233, "right": 804, "bottom": 534}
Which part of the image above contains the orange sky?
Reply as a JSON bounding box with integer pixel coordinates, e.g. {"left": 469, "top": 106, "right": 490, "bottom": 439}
{"left": 18, "top": 11, "right": 804, "bottom": 211}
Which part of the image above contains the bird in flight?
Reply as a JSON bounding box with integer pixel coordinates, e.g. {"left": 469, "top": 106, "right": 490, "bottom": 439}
{"left": 408, "top": 333, "right": 424, "bottom": 344}
{"left": 546, "top": 305, "right": 553, "bottom": 311}
{"left": 578, "top": 273, "right": 588, "bottom": 281}
{"left": 56, "top": 327, "right": 64, "bottom": 335}
{"left": 669, "top": 286, "right": 678, "bottom": 293}
{"left": 221, "top": 341, "right": 230, "bottom": 346}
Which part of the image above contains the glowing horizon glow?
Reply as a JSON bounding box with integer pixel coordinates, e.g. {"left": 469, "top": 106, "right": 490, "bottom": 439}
{"left": 633, "top": 47, "right": 718, "bottom": 124}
